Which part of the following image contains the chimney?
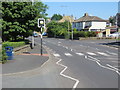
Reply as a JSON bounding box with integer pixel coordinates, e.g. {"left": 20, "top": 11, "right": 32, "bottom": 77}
{"left": 84, "top": 13, "right": 89, "bottom": 17}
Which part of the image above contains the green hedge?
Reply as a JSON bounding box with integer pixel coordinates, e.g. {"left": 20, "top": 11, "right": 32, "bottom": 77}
{"left": 1, "top": 41, "right": 29, "bottom": 64}
{"left": 2, "top": 41, "right": 26, "bottom": 48}
{"left": 71, "top": 31, "right": 97, "bottom": 39}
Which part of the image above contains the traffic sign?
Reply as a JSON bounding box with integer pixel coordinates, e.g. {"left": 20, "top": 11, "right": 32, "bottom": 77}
{"left": 38, "top": 18, "right": 45, "bottom": 29}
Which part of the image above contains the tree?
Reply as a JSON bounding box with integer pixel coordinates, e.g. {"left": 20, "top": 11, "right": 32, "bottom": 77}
{"left": 109, "top": 16, "right": 116, "bottom": 26}
{"left": 51, "top": 14, "right": 63, "bottom": 21}
{"left": 1, "top": 2, "right": 48, "bottom": 41}
{"left": 46, "top": 20, "right": 71, "bottom": 38}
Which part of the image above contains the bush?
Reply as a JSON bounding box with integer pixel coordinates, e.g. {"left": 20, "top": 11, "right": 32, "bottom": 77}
{"left": 73, "top": 31, "right": 97, "bottom": 38}
{"left": 1, "top": 41, "right": 28, "bottom": 64}
{"left": 2, "top": 41, "right": 26, "bottom": 48}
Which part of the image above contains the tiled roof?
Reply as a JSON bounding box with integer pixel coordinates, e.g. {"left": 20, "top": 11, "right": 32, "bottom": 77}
{"left": 58, "top": 16, "right": 74, "bottom": 23}
{"left": 74, "top": 13, "right": 106, "bottom": 22}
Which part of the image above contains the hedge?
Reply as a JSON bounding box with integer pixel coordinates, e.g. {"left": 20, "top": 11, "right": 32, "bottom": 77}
{"left": 1, "top": 40, "right": 29, "bottom": 64}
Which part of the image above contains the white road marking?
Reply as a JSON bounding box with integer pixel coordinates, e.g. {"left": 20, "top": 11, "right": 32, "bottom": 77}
{"left": 97, "top": 52, "right": 109, "bottom": 56}
{"left": 71, "top": 49, "right": 73, "bottom": 51}
{"left": 85, "top": 55, "right": 120, "bottom": 75}
{"left": 56, "top": 59, "right": 79, "bottom": 89}
{"left": 106, "top": 51, "right": 117, "bottom": 55}
{"left": 96, "top": 48, "right": 99, "bottom": 50}
{"left": 53, "top": 54, "right": 60, "bottom": 57}
{"left": 87, "top": 52, "right": 96, "bottom": 55}
{"left": 80, "top": 45, "right": 83, "bottom": 46}
{"left": 58, "top": 42, "right": 61, "bottom": 43}
{"left": 65, "top": 53, "right": 72, "bottom": 56}
{"left": 107, "top": 64, "right": 120, "bottom": 71}
{"left": 65, "top": 47, "right": 68, "bottom": 49}
{"left": 76, "top": 53, "right": 84, "bottom": 56}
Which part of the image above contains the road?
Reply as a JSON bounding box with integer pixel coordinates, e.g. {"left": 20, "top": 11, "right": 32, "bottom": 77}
{"left": 2, "top": 37, "right": 119, "bottom": 89}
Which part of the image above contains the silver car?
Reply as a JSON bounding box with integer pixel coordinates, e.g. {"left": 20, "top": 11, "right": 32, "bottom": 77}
{"left": 108, "top": 32, "right": 120, "bottom": 38}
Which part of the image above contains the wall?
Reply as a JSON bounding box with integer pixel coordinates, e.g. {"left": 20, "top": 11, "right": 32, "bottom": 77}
{"left": 90, "top": 21, "right": 106, "bottom": 30}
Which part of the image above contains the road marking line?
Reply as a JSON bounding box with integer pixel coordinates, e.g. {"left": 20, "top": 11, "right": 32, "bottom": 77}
{"left": 97, "top": 52, "right": 109, "bottom": 56}
{"left": 65, "top": 47, "right": 68, "bottom": 49}
{"left": 58, "top": 42, "right": 61, "bottom": 43}
{"left": 85, "top": 55, "right": 120, "bottom": 75}
{"left": 53, "top": 54, "right": 60, "bottom": 57}
{"left": 107, "top": 64, "right": 120, "bottom": 71}
{"left": 96, "top": 48, "right": 99, "bottom": 50}
{"left": 88, "top": 56, "right": 100, "bottom": 62}
{"left": 87, "top": 52, "right": 96, "bottom": 55}
{"left": 106, "top": 51, "right": 117, "bottom": 55}
{"left": 76, "top": 53, "right": 84, "bottom": 56}
{"left": 65, "top": 53, "right": 72, "bottom": 56}
{"left": 56, "top": 59, "right": 79, "bottom": 89}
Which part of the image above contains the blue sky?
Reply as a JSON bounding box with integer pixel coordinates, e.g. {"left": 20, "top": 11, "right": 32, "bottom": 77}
{"left": 43, "top": 2, "right": 118, "bottom": 20}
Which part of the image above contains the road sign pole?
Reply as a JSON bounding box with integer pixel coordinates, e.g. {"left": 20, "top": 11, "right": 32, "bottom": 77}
{"left": 38, "top": 18, "right": 45, "bottom": 56}
{"left": 40, "top": 28, "right": 43, "bottom": 56}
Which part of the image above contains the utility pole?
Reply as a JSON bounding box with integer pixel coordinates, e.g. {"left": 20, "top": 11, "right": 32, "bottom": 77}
{"left": 71, "top": 23, "right": 73, "bottom": 40}
{"left": 68, "top": 21, "right": 69, "bottom": 39}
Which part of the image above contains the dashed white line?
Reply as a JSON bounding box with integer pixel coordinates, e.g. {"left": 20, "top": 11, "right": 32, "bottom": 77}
{"left": 65, "top": 53, "right": 72, "bottom": 56}
{"left": 106, "top": 51, "right": 117, "bottom": 55}
{"left": 65, "top": 47, "right": 68, "bottom": 49}
{"left": 96, "top": 48, "right": 99, "bottom": 50}
{"left": 87, "top": 52, "right": 96, "bottom": 55}
{"left": 97, "top": 52, "right": 109, "bottom": 56}
{"left": 76, "top": 53, "right": 84, "bottom": 56}
{"left": 56, "top": 59, "right": 79, "bottom": 89}
{"left": 53, "top": 54, "right": 60, "bottom": 57}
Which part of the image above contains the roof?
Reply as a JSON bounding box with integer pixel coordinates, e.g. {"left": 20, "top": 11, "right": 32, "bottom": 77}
{"left": 73, "top": 13, "right": 107, "bottom": 22}
{"left": 106, "top": 26, "right": 117, "bottom": 29}
{"left": 58, "top": 16, "right": 74, "bottom": 23}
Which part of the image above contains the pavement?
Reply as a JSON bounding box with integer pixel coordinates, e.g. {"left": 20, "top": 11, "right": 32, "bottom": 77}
{"left": 2, "top": 44, "right": 49, "bottom": 74}
{"left": 2, "top": 37, "right": 119, "bottom": 88}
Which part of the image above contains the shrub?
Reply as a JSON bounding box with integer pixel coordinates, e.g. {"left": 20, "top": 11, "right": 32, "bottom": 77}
{"left": 2, "top": 41, "right": 28, "bottom": 64}
{"left": 2, "top": 41, "right": 26, "bottom": 48}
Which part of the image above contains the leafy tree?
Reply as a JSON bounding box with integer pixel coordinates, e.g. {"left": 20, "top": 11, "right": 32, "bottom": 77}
{"left": 109, "top": 16, "right": 116, "bottom": 26}
{"left": 46, "top": 20, "right": 71, "bottom": 38}
{"left": 2, "top": 2, "right": 48, "bottom": 41}
{"left": 51, "top": 14, "right": 63, "bottom": 21}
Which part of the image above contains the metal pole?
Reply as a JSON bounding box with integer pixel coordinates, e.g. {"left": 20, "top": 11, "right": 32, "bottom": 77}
{"left": 71, "top": 22, "right": 73, "bottom": 40}
{"left": 31, "top": 0, "right": 34, "bottom": 49}
{"left": 32, "top": 33, "right": 34, "bottom": 49}
{"left": 40, "top": 28, "right": 43, "bottom": 56}
{"left": 68, "top": 21, "right": 69, "bottom": 39}
{"left": 72, "top": 28, "right": 73, "bottom": 40}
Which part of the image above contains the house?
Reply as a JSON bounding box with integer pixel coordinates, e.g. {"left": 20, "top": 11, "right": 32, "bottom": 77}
{"left": 106, "top": 26, "right": 118, "bottom": 37}
{"left": 58, "top": 15, "right": 74, "bottom": 23}
{"left": 72, "top": 13, "right": 107, "bottom": 32}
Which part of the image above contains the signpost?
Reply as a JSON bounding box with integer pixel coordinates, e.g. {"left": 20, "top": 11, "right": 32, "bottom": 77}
{"left": 38, "top": 18, "right": 45, "bottom": 56}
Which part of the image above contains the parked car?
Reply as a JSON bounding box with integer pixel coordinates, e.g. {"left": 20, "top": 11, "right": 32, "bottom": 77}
{"left": 33, "top": 33, "right": 39, "bottom": 37}
{"left": 108, "top": 32, "right": 120, "bottom": 38}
